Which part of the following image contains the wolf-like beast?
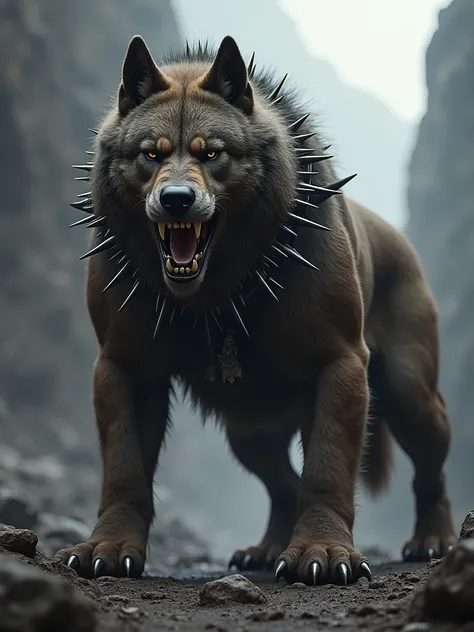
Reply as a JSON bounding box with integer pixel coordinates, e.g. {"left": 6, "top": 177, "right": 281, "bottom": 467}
{"left": 56, "top": 36, "right": 456, "bottom": 585}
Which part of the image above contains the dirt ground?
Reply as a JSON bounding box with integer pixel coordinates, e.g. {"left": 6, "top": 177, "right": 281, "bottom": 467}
{"left": 4, "top": 544, "right": 474, "bottom": 632}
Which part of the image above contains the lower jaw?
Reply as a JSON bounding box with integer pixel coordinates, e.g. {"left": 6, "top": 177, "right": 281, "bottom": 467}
{"left": 163, "top": 252, "right": 203, "bottom": 283}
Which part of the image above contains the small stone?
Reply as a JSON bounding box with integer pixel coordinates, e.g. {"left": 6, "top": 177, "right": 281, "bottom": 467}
{"left": 369, "top": 580, "right": 386, "bottom": 589}
{"left": 248, "top": 609, "right": 285, "bottom": 621}
{"left": 402, "top": 624, "right": 430, "bottom": 631}
{"left": 121, "top": 606, "right": 139, "bottom": 614}
{"left": 351, "top": 603, "right": 379, "bottom": 617}
{"left": 199, "top": 574, "right": 267, "bottom": 606}
{"left": 287, "top": 582, "right": 307, "bottom": 590}
{"left": 0, "top": 523, "right": 38, "bottom": 557}
{"left": 141, "top": 591, "right": 155, "bottom": 600}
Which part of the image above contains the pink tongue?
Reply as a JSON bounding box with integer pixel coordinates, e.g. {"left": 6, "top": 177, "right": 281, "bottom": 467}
{"left": 169, "top": 228, "right": 198, "bottom": 266}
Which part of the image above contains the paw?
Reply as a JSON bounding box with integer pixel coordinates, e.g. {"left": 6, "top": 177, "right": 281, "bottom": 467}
{"left": 55, "top": 539, "right": 145, "bottom": 579}
{"left": 402, "top": 534, "right": 457, "bottom": 562}
{"left": 274, "top": 543, "right": 372, "bottom": 586}
{"left": 228, "top": 543, "right": 285, "bottom": 572}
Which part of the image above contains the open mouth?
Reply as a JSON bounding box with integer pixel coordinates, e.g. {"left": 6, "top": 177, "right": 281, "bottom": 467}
{"left": 155, "top": 217, "right": 217, "bottom": 282}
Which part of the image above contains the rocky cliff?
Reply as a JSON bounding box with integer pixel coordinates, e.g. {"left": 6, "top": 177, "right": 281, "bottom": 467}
{"left": 406, "top": 0, "right": 474, "bottom": 518}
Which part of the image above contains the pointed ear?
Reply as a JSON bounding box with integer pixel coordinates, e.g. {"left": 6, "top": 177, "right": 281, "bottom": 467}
{"left": 118, "top": 35, "right": 170, "bottom": 116}
{"left": 199, "top": 36, "right": 253, "bottom": 114}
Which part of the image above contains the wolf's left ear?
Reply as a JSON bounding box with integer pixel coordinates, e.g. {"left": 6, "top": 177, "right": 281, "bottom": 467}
{"left": 199, "top": 36, "right": 253, "bottom": 114}
{"left": 118, "top": 35, "right": 170, "bottom": 116}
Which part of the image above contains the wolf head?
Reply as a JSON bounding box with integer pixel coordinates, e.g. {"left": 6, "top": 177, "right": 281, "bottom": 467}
{"left": 83, "top": 36, "right": 346, "bottom": 313}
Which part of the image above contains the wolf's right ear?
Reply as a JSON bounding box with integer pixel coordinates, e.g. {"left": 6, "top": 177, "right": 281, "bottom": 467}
{"left": 118, "top": 36, "right": 170, "bottom": 116}
{"left": 199, "top": 36, "right": 253, "bottom": 114}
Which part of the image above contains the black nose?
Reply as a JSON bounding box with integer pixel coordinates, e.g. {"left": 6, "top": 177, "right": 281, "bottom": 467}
{"left": 160, "top": 185, "right": 196, "bottom": 216}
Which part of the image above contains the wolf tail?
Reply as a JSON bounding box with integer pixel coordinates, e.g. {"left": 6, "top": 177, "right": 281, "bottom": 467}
{"left": 360, "top": 416, "right": 394, "bottom": 497}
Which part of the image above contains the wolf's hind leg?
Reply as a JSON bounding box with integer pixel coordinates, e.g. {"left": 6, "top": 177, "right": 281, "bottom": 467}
{"left": 226, "top": 425, "right": 299, "bottom": 571}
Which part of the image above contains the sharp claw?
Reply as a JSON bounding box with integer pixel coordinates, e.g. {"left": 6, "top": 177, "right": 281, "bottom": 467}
{"left": 359, "top": 561, "right": 372, "bottom": 581}
{"left": 93, "top": 558, "right": 105, "bottom": 578}
{"left": 123, "top": 556, "right": 133, "bottom": 578}
{"left": 336, "top": 562, "right": 349, "bottom": 586}
{"left": 275, "top": 559, "right": 287, "bottom": 582}
{"left": 67, "top": 554, "right": 80, "bottom": 571}
{"left": 402, "top": 547, "right": 412, "bottom": 560}
{"left": 310, "top": 562, "right": 320, "bottom": 585}
{"left": 228, "top": 556, "right": 237, "bottom": 570}
{"left": 427, "top": 548, "right": 435, "bottom": 559}
{"left": 242, "top": 554, "right": 252, "bottom": 569}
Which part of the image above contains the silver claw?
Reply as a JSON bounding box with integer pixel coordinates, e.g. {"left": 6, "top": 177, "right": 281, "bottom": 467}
{"left": 310, "top": 562, "right": 320, "bottom": 585}
{"left": 359, "top": 561, "right": 372, "bottom": 581}
{"left": 402, "top": 547, "right": 412, "bottom": 560}
{"left": 67, "top": 554, "right": 80, "bottom": 570}
{"left": 336, "top": 562, "right": 349, "bottom": 586}
{"left": 93, "top": 558, "right": 105, "bottom": 578}
{"left": 123, "top": 556, "right": 133, "bottom": 578}
{"left": 242, "top": 554, "right": 252, "bottom": 569}
{"left": 275, "top": 559, "right": 287, "bottom": 581}
{"left": 427, "top": 548, "right": 435, "bottom": 559}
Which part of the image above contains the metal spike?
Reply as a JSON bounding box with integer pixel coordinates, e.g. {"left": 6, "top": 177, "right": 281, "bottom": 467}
{"left": 288, "top": 212, "right": 330, "bottom": 231}
{"left": 108, "top": 249, "right": 123, "bottom": 261}
{"left": 271, "top": 244, "right": 288, "bottom": 258}
{"left": 299, "top": 155, "right": 334, "bottom": 165}
{"left": 255, "top": 271, "right": 279, "bottom": 301}
{"left": 77, "top": 191, "right": 92, "bottom": 198}
{"left": 297, "top": 171, "right": 319, "bottom": 177}
{"left": 118, "top": 279, "right": 140, "bottom": 311}
{"left": 323, "top": 144, "right": 332, "bottom": 151}
{"left": 268, "top": 73, "right": 288, "bottom": 101}
{"left": 153, "top": 297, "right": 167, "bottom": 338}
{"left": 169, "top": 307, "right": 176, "bottom": 325}
{"left": 103, "top": 261, "right": 130, "bottom": 292}
{"left": 79, "top": 235, "right": 116, "bottom": 260}
{"left": 85, "top": 150, "right": 95, "bottom": 156}
{"left": 229, "top": 298, "right": 249, "bottom": 337}
{"left": 288, "top": 113, "right": 310, "bottom": 133}
{"left": 89, "top": 128, "right": 99, "bottom": 135}
{"left": 210, "top": 308, "right": 223, "bottom": 333}
{"left": 70, "top": 198, "right": 93, "bottom": 212}
{"left": 298, "top": 182, "right": 343, "bottom": 196}
{"left": 268, "top": 277, "right": 284, "bottom": 290}
{"left": 197, "top": 40, "right": 203, "bottom": 55}
{"left": 247, "top": 52, "right": 256, "bottom": 76}
{"left": 85, "top": 215, "right": 106, "bottom": 228}
{"left": 295, "top": 147, "right": 315, "bottom": 154}
{"left": 185, "top": 40, "right": 191, "bottom": 58}
{"left": 262, "top": 255, "right": 279, "bottom": 268}
{"left": 72, "top": 164, "right": 93, "bottom": 172}
{"left": 69, "top": 215, "right": 97, "bottom": 227}
{"left": 279, "top": 224, "right": 297, "bottom": 238}
{"left": 239, "top": 293, "right": 246, "bottom": 307}
{"left": 280, "top": 244, "right": 319, "bottom": 271}
{"left": 272, "top": 95, "right": 284, "bottom": 106}
{"left": 204, "top": 312, "right": 213, "bottom": 351}
{"left": 74, "top": 176, "right": 90, "bottom": 182}
{"left": 327, "top": 174, "right": 357, "bottom": 190}
{"left": 295, "top": 198, "right": 320, "bottom": 210}
{"left": 294, "top": 132, "right": 316, "bottom": 143}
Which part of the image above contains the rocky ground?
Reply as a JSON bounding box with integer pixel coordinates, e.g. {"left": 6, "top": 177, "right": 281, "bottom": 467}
{"left": 2, "top": 523, "right": 474, "bottom": 632}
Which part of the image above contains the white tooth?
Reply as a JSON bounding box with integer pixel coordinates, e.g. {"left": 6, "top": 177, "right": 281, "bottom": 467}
{"left": 185, "top": 267, "right": 191, "bottom": 274}
{"left": 173, "top": 222, "right": 179, "bottom": 229}
{"left": 167, "top": 223, "right": 172, "bottom": 229}
{"left": 186, "top": 222, "right": 191, "bottom": 229}
{"left": 191, "top": 259, "right": 198, "bottom": 273}
{"left": 194, "top": 222, "right": 202, "bottom": 239}
{"left": 179, "top": 267, "right": 185, "bottom": 274}
{"left": 158, "top": 223, "right": 166, "bottom": 240}
{"left": 180, "top": 222, "right": 185, "bottom": 228}
{"left": 166, "top": 259, "right": 173, "bottom": 273}
{"left": 174, "top": 267, "right": 179, "bottom": 273}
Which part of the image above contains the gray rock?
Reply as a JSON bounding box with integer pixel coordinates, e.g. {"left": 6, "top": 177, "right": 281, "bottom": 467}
{"left": 0, "top": 553, "right": 95, "bottom": 631}
{"left": 37, "top": 513, "right": 90, "bottom": 557}
{"left": 199, "top": 574, "right": 267, "bottom": 606}
{"left": 0, "top": 524, "right": 37, "bottom": 558}
{"left": 459, "top": 510, "right": 474, "bottom": 541}
{"left": 409, "top": 539, "right": 474, "bottom": 622}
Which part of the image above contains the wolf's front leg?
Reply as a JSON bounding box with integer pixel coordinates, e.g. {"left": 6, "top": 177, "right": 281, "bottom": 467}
{"left": 55, "top": 355, "right": 170, "bottom": 579}
{"left": 276, "top": 347, "right": 372, "bottom": 585}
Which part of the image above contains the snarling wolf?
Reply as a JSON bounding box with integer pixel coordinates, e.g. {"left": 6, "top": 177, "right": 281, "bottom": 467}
{"left": 57, "top": 35, "right": 456, "bottom": 584}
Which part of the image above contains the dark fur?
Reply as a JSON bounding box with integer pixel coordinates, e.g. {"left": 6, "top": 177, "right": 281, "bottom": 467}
{"left": 56, "top": 36, "right": 456, "bottom": 583}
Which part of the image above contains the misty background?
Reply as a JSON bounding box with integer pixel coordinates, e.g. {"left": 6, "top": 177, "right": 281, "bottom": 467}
{"left": 0, "top": 0, "right": 472, "bottom": 567}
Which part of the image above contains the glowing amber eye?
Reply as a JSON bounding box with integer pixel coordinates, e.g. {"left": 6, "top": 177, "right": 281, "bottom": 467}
{"left": 206, "top": 151, "right": 219, "bottom": 161}
{"left": 144, "top": 151, "right": 157, "bottom": 160}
